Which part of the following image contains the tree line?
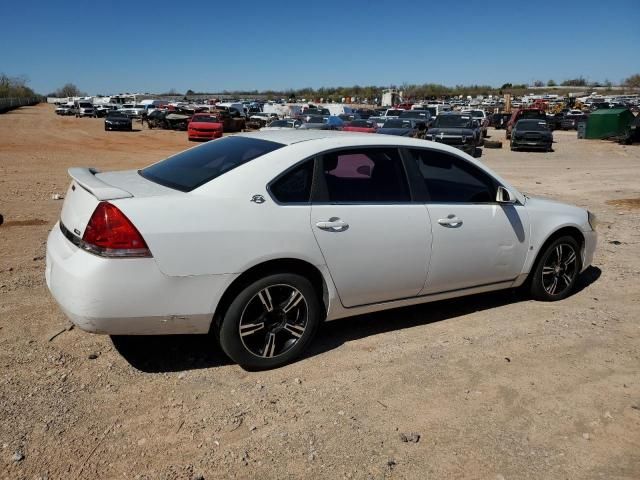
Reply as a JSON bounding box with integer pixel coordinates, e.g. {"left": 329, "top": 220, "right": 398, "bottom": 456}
{"left": 0, "top": 74, "right": 38, "bottom": 99}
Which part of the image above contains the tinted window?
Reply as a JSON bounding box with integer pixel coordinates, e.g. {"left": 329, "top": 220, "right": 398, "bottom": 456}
{"left": 270, "top": 160, "right": 314, "bottom": 203}
{"left": 322, "top": 149, "right": 410, "bottom": 202}
{"left": 410, "top": 149, "right": 496, "bottom": 203}
{"left": 140, "top": 136, "right": 284, "bottom": 192}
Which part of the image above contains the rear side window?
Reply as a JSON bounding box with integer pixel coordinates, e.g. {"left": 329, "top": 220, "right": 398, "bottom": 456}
{"left": 321, "top": 148, "right": 410, "bottom": 203}
{"left": 140, "top": 136, "right": 284, "bottom": 191}
{"left": 270, "top": 160, "right": 314, "bottom": 203}
{"left": 410, "top": 149, "right": 496, "bottom": 203}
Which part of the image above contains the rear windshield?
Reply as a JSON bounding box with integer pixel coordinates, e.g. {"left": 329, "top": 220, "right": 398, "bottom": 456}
{"left": 140, "top": 136, "right": 285, "bottom": 191}
{"left": 516, "top": 120, "right": 548, "bottom": 131}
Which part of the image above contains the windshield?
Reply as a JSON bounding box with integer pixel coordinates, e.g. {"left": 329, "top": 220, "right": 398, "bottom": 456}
{"left": 516, "top": 120, "right": 548, "bottom": 131}
{"left": 382, "top": 119, "right": 413, "bottom": 128}
{"left": 268, "top": 120, "right": 288, "bottom": 127}
{"left": 470, "top": 110, "right": 484, "bottom": 117}
{"left": 385, "top": 109, "right": 402, "bottom": 116}
{"left": 433, "top": 115, "right": 472, "bottom": 128}
{"left": 140, "top": 137, "right": 285, "bottom": 192}
{"left": 106, "top": 111, "right": 127, "bottom": 118}
{"left": 307, "top": 116, "right": 325, "bottom": 124}
{"left": 79, "top": 103, "right": 92, "bottom": 108}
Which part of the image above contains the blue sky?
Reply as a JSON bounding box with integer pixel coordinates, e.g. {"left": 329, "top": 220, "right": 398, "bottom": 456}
{"left": 2, "top": 0, "right": 639, "bottom": 94}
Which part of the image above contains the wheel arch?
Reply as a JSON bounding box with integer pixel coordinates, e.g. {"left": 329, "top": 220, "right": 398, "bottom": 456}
{"left": 527, "top": 225, "right": 585, "bottom": 279}
{"left": 210, "top": 258, "right": 329, "bottom": 333}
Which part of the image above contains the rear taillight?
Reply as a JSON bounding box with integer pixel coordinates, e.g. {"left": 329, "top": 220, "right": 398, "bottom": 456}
{"left": 81, "top": 202, "right": 151, "bottom": 257}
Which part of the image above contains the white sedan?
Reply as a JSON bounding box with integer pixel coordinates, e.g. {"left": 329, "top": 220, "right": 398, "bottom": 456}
{"left": 46, "top": 130, "right": 597, "bottom": 369}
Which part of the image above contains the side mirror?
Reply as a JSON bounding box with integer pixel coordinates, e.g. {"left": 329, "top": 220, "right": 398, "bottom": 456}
{"left": 496, "top": 186, "right": 516, "bottom": 204}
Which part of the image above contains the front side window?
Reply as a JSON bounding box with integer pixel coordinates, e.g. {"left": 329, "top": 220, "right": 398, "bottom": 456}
{"left": 321, "top": 148, "right": 410, "bottom": 203}
{"left": 410, "top": 149, "right": 496, "bottom": 203}
{"left": 270, "top": 160, "right": 314, "bottom": 203}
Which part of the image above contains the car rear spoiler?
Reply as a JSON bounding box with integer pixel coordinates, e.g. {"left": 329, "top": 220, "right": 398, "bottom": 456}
{"left": 68, "top": 167, "right": 133, "bottom": 201}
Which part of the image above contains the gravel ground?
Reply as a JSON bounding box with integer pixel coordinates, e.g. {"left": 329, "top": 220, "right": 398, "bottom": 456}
{"left": 1, "top": 104, "right": 639, "bottom": 480}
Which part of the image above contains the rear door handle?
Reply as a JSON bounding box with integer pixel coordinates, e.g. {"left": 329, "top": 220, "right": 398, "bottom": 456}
{"left": 437, "top": 215, "right": 463, "bottom": 228}
{"left": 315, "top": 218, "right": 349, "bottom": 232}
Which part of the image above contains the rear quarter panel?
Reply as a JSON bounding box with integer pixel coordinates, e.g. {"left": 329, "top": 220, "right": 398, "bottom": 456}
{"left": 112, "top": 160, "right": 326, "bottom": 277}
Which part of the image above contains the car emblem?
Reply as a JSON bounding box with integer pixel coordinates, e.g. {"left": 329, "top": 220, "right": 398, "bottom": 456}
{"left": 251, "top": 194, "right": 265, "bottom": 204}
{"left": 439, "top": 132, "right": 444, "bottom": 139}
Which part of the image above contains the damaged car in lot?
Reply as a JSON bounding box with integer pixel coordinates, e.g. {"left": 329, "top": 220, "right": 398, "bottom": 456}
{"left": 425, "top": 112, "right": 481, "bottom": 156}
{"left": 510, "top": 119, "right": 553, "bottom": 151}
{"left": 46, "top": 130, "right": 597, "bottom": 369}
{"left": 104, "top": 111, "right": 133, "bottom": 131}
{"left": 187, "top": 113, "right": 223, "bottom": 141}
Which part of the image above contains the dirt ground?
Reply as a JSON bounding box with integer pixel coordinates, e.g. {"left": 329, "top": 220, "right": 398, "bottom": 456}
{"left": 1, "top": 104, "right": 639, "bottom": 480}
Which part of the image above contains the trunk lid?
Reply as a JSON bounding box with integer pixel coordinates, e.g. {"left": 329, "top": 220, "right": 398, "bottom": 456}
{"left": 60, "top": 168, "right": 177, "bottom": 238}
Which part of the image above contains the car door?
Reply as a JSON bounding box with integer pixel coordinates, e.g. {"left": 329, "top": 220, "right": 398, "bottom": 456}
{"left": 310, "top": 147, "right": 432, "bottom": 308}
{"left": 407, "top": 148, "right": 530, "bottom": 294}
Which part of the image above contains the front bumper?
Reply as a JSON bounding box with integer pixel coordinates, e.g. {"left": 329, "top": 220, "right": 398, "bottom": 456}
{"left": 105, "top": 123, "right": 131, "bottom": 130}
{"left": 428, "top": 137, "right": 475, "bottom": 154}
{"left": 511, "top": 139, "right": 551, "bottom": 150}
{"left": 188, "top": 130, "right": 223, "bottom": 140}
{"left": 582, "top": 229, "right": 597, "bottom": 272}
{"left": 45, "top": 223, "right": 236, "bottom": 335}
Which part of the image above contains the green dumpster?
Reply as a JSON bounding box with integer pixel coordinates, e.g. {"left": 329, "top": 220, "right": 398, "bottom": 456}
{"left": 585, "top": 108, "right": 634, "bottom": 139}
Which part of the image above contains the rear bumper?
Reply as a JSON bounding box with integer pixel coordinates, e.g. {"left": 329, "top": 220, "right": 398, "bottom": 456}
{"left": 45, "top": 223, "right": 236, "bottom": 335}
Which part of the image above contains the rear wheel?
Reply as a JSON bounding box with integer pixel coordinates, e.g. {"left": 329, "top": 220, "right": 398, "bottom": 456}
{"left": 530, "top": 236, "right": 581, "bottom": 301}
{"left": 218, "top": 273, "right": 321, "bottom": 369}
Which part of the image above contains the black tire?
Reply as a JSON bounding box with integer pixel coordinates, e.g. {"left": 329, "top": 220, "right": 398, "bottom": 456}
{"left": 530, "top": 236, "right": 581, "bottom": 301}
{"left": 218, "top": 273, "right": 321, "bottom": 369}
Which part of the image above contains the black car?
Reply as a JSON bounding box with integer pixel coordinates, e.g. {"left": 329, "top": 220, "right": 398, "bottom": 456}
{"left": 399, "top": 110, "right": 433, "bottom": 126}
{"left": 377, "top": 119, "right": 427, "bottom": 138}
{"left": 425, "top": 113, "right": 480, "bottom": 156}
{"left": 545, "top": 112, "right": 564, "bottom": 131}
{"left": 491, "top": 112, "right": 512, "bottom": 129}
{"left": 561, "top": 112, "right": 588, "bottom": 130}
{"left": 510, "top": 119, "right": 552, "bottom": 151}
{"left": 104, "top": 111, "right": 133, "bottom": 131}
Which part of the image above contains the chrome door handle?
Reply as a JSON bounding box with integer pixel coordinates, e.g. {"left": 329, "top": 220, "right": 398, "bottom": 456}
{"left": 437, "top": 215, "right": 463, "bottom": 228}
{"left": 315, "top": 218, "right": 349, "bottom": 232}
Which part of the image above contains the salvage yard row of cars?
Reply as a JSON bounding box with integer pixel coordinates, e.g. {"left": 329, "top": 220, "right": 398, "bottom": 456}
{"left": 55, "top": 96, "right": 637, "bottom": 155}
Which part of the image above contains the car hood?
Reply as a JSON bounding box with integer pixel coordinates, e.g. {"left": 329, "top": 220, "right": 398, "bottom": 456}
{"left": 377, "top": 128, "right": 412, "bottom": 136}
{"left": 523, "top": 195, "right": 589, "bottom": 226}
{"left": 428, "top": 127, "right": 475, "bottom": 136}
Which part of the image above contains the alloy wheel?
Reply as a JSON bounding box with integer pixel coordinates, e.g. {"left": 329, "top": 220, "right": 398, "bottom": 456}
{"left": 541, "top": 243, "right": 578, "bottom": 296}
{"left": 238, "top": 284, "right": 308, "bottom": 358}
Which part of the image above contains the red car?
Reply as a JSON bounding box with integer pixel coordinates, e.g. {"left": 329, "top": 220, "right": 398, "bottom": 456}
{"left": 187, "top": 114, "right": 224, "bottom": 141}
{"left": 342, "top": 119, "right": 378, "bottom": 133}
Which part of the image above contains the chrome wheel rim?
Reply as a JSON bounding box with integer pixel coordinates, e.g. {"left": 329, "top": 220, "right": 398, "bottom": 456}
{"left": 239, "top": 284, "right": 308, "bottom": 358}
{"left": 542, "top": 243, "right": 578, "bottom": 296}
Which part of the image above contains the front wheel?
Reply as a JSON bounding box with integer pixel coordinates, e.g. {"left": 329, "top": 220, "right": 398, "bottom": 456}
{"left": 530, "top": 236, "right": 581, "bottom": 301}
{"left": 218, "top": 273, "right": 321, "bottom": 369}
